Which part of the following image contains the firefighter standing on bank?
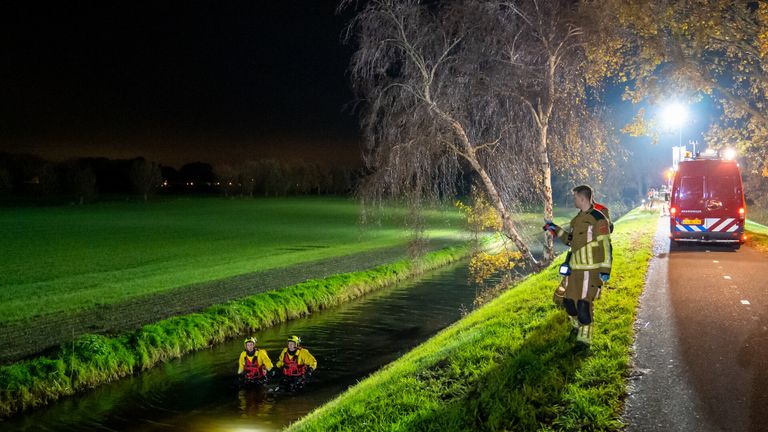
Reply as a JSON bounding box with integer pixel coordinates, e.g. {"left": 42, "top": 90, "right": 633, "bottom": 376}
{"left": 544, "top": 185, "right": 612, "bottom": 345}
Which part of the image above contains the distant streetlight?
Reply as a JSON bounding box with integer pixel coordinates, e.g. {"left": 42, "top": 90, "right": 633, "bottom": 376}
{"left": 662, "top": 102, "right": 689, "bottom": 148}
{"left": 723, "top": 148, "right": 737, "bottom": 160}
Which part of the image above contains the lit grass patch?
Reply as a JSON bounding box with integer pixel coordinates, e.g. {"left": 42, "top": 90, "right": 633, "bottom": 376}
{"left": 0, "top": 245, "right": 468, "bottom": 418}
{"left": 746, "top": 220, "right": 768, "bottom": 254}
{"left": 288, "top": 208, "right": 658, "bottom": 432}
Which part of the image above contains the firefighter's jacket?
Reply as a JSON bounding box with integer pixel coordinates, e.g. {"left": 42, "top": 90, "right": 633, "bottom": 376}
{"left": 276, "top": 347, "right": 317, "bottom": 370}
{"left": 237, "top": 349, "right": 273, "bottom": 374}
{"left": 555, "top": 207, "right": 612, "bottom": 275}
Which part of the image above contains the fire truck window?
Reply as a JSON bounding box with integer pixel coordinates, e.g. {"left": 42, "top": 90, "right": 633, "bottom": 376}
{"left": 708, "top": 176, "right": 736, "bottom": 200}
{"left": 678, "top": 176, "right": 703, "bottom": 201}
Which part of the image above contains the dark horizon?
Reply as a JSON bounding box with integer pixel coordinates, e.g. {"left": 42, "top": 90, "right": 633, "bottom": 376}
{"left": 0, "top": 1, "right": 362, "bottom": 168}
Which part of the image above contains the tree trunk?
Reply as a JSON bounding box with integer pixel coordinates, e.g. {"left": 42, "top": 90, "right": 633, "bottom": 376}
{"left": 475, "top": 164, "right": 538, "bottom": 266}
{"left": 444, "top": 116, "right": 539, "bottom": 267}
{"left": 539, "top": 126, "right": 555, "bottom": 263}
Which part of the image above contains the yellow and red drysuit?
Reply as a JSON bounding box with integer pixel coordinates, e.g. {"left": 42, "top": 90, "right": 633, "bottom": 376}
{"left": 238, "top": 349, "right": 273, "bottom": 380}
{"left": 276, "top": 347, "right": 317, "bottom": 377}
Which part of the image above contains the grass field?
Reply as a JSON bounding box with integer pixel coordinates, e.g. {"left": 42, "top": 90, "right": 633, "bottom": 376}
{"left": 1, "top": 197, "right": 575, "bottom": 325}
{"left": 0, "top": 197, "right": 467, "bottom": 324}
{"left": 288, "top": 208, "right": 658, "bottom": 432}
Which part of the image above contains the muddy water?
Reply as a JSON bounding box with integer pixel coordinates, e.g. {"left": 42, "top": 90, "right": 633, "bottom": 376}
{"left": 4, "top": 262, "right": 492, "bottom": 431}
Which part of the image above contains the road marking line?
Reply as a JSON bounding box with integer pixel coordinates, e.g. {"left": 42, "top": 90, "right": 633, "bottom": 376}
{"left": 741, "top": 300, "right": 750, "bottom": 305}
{"left": 724, "top": 275, "right": 732, "bottom": 280}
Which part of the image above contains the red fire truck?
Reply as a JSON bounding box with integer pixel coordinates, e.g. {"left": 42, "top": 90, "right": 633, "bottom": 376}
{"left": 669, "top": 152, "right": 746, "bottom": 248}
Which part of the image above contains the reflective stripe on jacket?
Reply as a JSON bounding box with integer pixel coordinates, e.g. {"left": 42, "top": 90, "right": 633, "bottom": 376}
{"left": 555, "top": 207, "right": 612, "bottom": 275}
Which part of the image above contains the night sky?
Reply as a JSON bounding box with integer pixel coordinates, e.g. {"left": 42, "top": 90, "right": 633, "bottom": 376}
{"left": 0, "top": 1, "right": 361, "bottom": 167}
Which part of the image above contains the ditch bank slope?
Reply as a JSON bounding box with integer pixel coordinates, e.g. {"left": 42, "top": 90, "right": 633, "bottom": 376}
{"left": 288, "top": 209, "right": 658, "bottom": 432}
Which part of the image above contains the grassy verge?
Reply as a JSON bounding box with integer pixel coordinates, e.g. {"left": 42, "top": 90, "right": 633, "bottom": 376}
{"left": 746, "top": 220, "right": 768, "bottom": 254}
{"left": 0, "top": 197, "right": 466, "bottom": 324}
{"left": 0, "top": 245, "right": 469, "bottom": 418}
{"left": 288, "top": 208, "right": 658, "bottom": 432}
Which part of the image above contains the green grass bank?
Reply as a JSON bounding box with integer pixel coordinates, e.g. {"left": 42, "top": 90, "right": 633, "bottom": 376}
{"left": 288, "top": 209, "right": 658, "bottom": 432}
{"left": 0, "top": 245, "right": 468, "bottom": 418}
{"left": 0, "top": 197, "right": 465, "bottom": 324}
{"left": 746, "top": 220, "right": 768, "bottom": 254}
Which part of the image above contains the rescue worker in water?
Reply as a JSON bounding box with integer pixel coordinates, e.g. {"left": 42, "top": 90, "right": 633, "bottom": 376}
{"left": 543, "top": 185, "right": 612, "bottom": 345}
{"left": 276, "top": 336, "right": 317, "bottom": 378}
{"left": 237, "top": 337, "right": 274, "bottom": 382}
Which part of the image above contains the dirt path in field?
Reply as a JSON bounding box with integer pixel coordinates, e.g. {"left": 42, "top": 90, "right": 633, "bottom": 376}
{"left": 0, "top": 240, "right": 460, "bottom": 363}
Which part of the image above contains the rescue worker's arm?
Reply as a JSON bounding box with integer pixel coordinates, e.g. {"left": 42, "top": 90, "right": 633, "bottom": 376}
{"left": 595, "top": 218, "right": 612, "bottom": 276}
{"left": 555, "top": 225, "right": 573, "bottom": 246}
{"left": 237, "top": 351, "right": 246, "bottom": 374}
{"left": 275, "top": 348, "right": 287, "bottom": 368}
{"left": 258, "top": 350, "right": 273, "bottom": 370}
{"left": 543, "top": 221, "right": 572, "bottom": 246}
{"left": 300, "top": 349, "right": 317, "bottom": 370}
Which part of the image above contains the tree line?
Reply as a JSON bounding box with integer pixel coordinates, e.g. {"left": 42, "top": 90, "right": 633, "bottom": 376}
{"left": 0, "top": 153, "right": 360, "bottom": 204}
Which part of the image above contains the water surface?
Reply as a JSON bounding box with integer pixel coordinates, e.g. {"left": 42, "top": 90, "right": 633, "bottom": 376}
{"left": 5, "top": 262, "right": 486, "bottom": 431}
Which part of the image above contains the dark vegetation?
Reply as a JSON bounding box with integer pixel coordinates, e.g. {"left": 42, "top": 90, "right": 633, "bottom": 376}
{"left": 0, "top": 152, "right": 362, "bottom": 204}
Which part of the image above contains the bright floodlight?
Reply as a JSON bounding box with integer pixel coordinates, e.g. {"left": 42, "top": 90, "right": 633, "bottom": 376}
{"left": 662, "top": 102, "right": 689, "bottom": 128}
{"left": 723, "top": 148, "right": 737, "bottom": 160}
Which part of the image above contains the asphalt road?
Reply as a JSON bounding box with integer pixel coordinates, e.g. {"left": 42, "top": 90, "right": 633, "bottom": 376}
{"left": 623, "top": 216, "right": 768, "bottom": 432}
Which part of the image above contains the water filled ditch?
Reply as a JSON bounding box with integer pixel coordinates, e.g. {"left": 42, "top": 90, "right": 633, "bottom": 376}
{"left": 5, "top": 262, "right": 499, "bottom": 431}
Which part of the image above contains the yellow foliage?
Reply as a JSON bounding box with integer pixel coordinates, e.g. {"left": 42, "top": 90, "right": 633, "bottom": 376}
{"left": 454, "top": 190, "right": 502, "bottom": 233}
{"left": 620, "top": 108, "right": 655, "bottom": 138}
{"left": 759, "top": 2, "right": 768, "bottom": 59}
{"left": 468, "top": 250, "right": 522, "bottom": 285}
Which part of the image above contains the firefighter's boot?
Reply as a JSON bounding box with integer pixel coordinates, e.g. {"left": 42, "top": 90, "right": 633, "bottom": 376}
{"left": 569, "top": 315, "right": 580, "bottom": 331}
{"left": 576, "top": 324, "right": 593, "bottom": 345}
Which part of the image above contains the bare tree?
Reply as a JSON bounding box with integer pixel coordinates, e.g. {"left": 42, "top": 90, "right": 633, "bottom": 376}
{"left": 67, "top": 164, "right": 96, "bottom": 205}
{"left": 39, "top": 163, "right": 61, "bottom": 198}
{"left": 129, "top": 158, "right": 162, "bottom": 202}
{"left": 488, "top": 0, "right": 612, "bottom": 261}
{"left": 237, "top": 161, "right": 258, "bottom": 198}
{"left": 216, "top": 164, "right": 239, "bottom": 197}
{"left": 342, "top": 0, "right": 537, "bottom": 263}
{"left": 259, "top": 159, "right": 288, "bottom": 197}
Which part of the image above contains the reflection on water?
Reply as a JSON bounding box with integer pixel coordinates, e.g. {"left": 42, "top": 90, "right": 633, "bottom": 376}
{"left": 4, "top": 262, "right": 487, "bottom": 431}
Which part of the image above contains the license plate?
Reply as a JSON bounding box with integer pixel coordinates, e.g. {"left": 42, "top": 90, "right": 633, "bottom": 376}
{"left": 682, "top": 219, "right": 702, "bottom": 225}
